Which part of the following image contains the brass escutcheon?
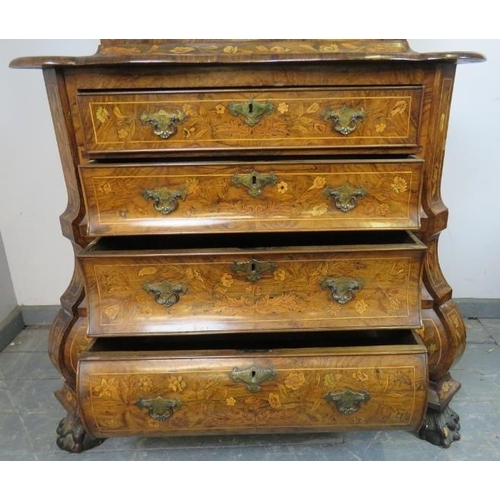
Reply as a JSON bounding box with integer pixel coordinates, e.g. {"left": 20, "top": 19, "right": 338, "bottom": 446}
{"left": 320, "top": 277, "right": 365, "bottom": 305}
{"left": 143, "top": 280, "right": 187, "bottom": 308}
{"left": 323, "top": 184, "right": 368, "bottom": 213}
{"left": 322, "top": 106, "right": 367, "bottom": 135}
{"left": 229, "top": 366, "right": 277, "bottom": 393}
{"left": 136, "top": 396, "right": 182, "bottom": 421}
{"left": 140, "top": 109, "right": 186, "bottom": 139}
{"left": 232, "top": 171, "right": 278, "bottom": 198}
{"left": 231, "top": 259, "right": 277, "bottom": 283}
{"left": 324, "top": 389, "right": 370, "bottom": 415}
{"left": 142, "top": 187, "right": 188, "bottom": 215}
{"left": 228, "top": 99, "right": 274, "bottom": 127}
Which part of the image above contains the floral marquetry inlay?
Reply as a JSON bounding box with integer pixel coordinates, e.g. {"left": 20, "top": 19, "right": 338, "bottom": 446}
{"left": 80, "top": 356, "right": 426, "bottom": 436}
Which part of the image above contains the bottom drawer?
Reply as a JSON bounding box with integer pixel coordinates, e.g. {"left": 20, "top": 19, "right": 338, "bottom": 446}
{"left": 77, "top": 330, "right": 428, "bottom": 438}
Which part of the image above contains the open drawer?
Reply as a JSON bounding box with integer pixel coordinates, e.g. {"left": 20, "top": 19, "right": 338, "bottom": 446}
{"left": 77, "top": 329, "right": 428, "bottom": 438}
{"left": 78, "top": 231, "right": 426, "bottom": 336}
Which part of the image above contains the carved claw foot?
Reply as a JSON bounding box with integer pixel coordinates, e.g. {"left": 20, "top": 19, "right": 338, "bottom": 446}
{"left": 56, "top": 412, "right": 105, "bottom": 453}
{"left": 418, "top": 405, "right": 461, "bottom": 448}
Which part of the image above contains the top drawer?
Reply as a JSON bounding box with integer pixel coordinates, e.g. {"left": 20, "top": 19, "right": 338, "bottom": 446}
{"left": 77, "top": 87, "right": 423, "bottom": 157}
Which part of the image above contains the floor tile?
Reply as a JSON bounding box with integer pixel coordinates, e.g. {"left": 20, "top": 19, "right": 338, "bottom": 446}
{"left": 4, "top": 328, "right": 49, "bottom": 353}
{"left": 0, "top": 380, "right": 16, "bottom": 412}
{"left": 5, "top": 379, "right": 63, "bottom": 414}
{"left": 0, "top": 352, "right": 59, "bottom": 380}
{"left": 480, "top": 319, "right": 500, "bottom": 343}
{"left": 0, "top": 413, "right": 35, "bottom": 454}
{"left": 464, "top": 319, "right": 495, "bottom": 344}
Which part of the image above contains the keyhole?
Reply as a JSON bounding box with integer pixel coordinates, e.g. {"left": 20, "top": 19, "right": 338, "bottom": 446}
{"left": 252, "top": 175, "right": 257, "bottom": 186}
{"left": 251, "top": 262, "right": 256, "bottom": 272}
{"left": 251, "top": 370, "right": 257, "bottom": 379}
{"left": 248, "top": 102, "right": 254, "bottom": 114}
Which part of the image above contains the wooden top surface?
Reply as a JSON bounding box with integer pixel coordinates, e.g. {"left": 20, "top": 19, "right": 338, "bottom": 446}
{"left": 10, "top": 39, "right": 486, "bottom": 68}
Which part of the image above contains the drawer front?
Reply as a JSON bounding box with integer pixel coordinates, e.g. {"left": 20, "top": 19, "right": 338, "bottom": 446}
{"left": 77, "top": 339, "right": 428, "bottom": 437}
{"left": 79, "top": 242, "right": 424, "bottom": 336}
{"left": 78, "top": 87, "right": 423, "bottom": 156}
{"left": 81, "top": 160, "right": 423, "bottom": 236}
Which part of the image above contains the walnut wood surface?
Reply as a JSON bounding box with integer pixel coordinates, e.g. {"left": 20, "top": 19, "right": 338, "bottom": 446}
{"left": 77, "top": 333, "right": 427, "bottom": 437}
{"left": 10, "top": 39, "right": 483, "bottom": 448}
{"left": 78, "top": 87, "right": 422, "bottom": 156}
{"left": 78, "top": 239, "right": 425, "bottom": 336}
{"left": 80, "top": 159, "right": 423, "bottom": 235}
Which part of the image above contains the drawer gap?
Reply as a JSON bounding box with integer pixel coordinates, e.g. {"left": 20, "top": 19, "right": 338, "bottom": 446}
{"left": 89, "top": 329, "right": 423, "bottom": 353}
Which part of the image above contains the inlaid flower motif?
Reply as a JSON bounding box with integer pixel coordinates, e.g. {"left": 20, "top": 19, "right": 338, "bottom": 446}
{"left": 244, "top": 396, "right": 262, "bottom": 410}
{"left": 113, "top": 106, "right": 127, "bottom": 120}
{"left": 375, "top": 203, "right": 390, "bottom": 216}
{"left": 117, "top": 128, "right": 129, "bottom": 139}
{"left": 276, "top": 181, "right": 289, "bottom": 194}
{"left": 278, "top": 102, "right": 289, "bottom": 114}
{"left": 268, "top": 392, "right": 282, "bottom": 408}
{"left": 319, "top": 44, "right": 339, "bottom": 52}
{"left": 168, "top": 375, "right": 186, "bottom": 392}
{"left": 102, "top": 417, "right": 122, "bottom": 429}
{"left": 428, "top": 343, "right": 438, "bottom": 355}
{"left": 391, "top": 100, "right": 408, "bottom": 116}
{"left": 352, "top": 370, "right": 369, "bottom": 382}
{"left": 221, "top": 273, "right": 234, "bottom": 288}
{"left": 273, "top": 269, "right": 286, "bottom": 282}
{"left": 375, "top": 122, "right": 387, "bottom": 133}
{"left": 323, "top": 373, "right": 342, "bottom": 388}
{"left": 441, "top": 381, "right": 451, "bottom": 393}
{"left": 388, "top": 297, "right": 402, "bottom": 311}
{"left": 285, "top": 372, "right": 305, "bottom": 390}
{"left": 185, "top": 177, "right": 200, "bottom": 195}
{"left": 138, "top": 377, "right": 154, "bottom": 392}
{"left": 103, "top": 305, "right": 120, "bottom": 321}
{"left": 215, "top": 104, "right": 225, "bottom": 115}
{"left": 309, "top": 176, "right": 326, "bottom": 190}
{"left": 226, "top": 397, "right": 236, "bottom": 406}
{"left": 138, "top": 267, "right": 158, "bottom": 277}
{"left": 307, "top": 102, "right": 320, "bottom": 114}
{"left": 270, "top": 46, "right": 290, "bottom": 53}
{"left": 391, "top": 176, "right": 408, "bottom": 194}
{"left": 311, "top": 203, "right": 328, "bottom": 216}
{"left": 93, "top": 378, "right": 118, "bottom": 399}
{"left": 95, "top": 106, "right": 109, "bottom": 124}
{"left": 223, "top": 45, "right": 238, "bottom": 53}
{"left": 354, "top": 299, "right": 368, "bottom": 315}
{"left": 97, "top": 181, "right": 112, "bottom": 195}
{"left": 245, "top": 284, "right": 262, "bottom": 294}
{"left": 169, "top": 46, "right": 196, "bottom": 53}
{"left": 183, "top": 126, "right": 195, "bottom": 138}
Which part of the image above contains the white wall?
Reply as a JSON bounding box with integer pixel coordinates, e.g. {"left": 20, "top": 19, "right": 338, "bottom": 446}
{"left": 0, "top": 39, "right": 499, "bottom": 305}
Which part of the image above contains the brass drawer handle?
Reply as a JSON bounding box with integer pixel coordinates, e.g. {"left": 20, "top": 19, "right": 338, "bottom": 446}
{"left": 229, "top": 365, "right": 277, "bottom": 393}
{"left": 322, "top": 106, "right": 367, "bottom": 135}
{"left": 228, "top": 99, "right": 274, "bottom": 127}
{"left": 231, "top": 259, "right": 277, "bottom": 283}
{"left": 136, "top": 396, "right": 182, "bottom": 421}
{"left": 325, "top": 389, "right": 370, "bottom": 415}
{"left": 320, "top": 277, "right": 365, "bottom": 305}
{"left": 323, "top": 184, "right": 368, "bottom": 213}
{"left": 140, "top": 109, "right": 186, "bottom": 139}
{"left": 142, "top": 187, "right": 187, "bottom": 215}
{"left": 143, "top": 280, "right": 187, "bottom": 308}
{"left": 232, "top": 171, "right": 278, "bottom": 198}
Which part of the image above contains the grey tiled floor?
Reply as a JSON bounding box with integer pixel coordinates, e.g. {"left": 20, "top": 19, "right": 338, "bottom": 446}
{"left": 1, "top": 319, "right": 499, "bottom": 460}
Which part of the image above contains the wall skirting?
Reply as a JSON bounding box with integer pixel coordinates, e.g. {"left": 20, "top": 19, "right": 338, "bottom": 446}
{"left": 0, "top": 306, "right": 24, "bottom": 351}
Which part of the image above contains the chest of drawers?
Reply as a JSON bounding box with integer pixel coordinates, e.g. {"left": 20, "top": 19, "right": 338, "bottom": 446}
{"left": 11, "top": 39, "right": 484, "bottom": 452}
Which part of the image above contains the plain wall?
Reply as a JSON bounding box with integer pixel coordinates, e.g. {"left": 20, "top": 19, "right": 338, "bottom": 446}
{"left": 0, "top": 39, "right": 499, "bottom": 305}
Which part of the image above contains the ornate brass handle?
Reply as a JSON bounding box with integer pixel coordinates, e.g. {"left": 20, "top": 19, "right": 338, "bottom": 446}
{"left": 136, "top": 396, "right": 182, "bottom": 421}
{"left": 231, "top": 259, "right": 277, "bottom": 283}
{"left": 323, "top": 184, "right": 368, "bottom": 213}
{"left": 140, "top": 109, "right": 186, "bottom": 139}
{"left": 143, "top": 280, "right": 187, "bottom": 308}
{"left": 142, "top": 187, "right": 187, "bottom": 215}
{"left": 324, "top": 389, "right": 370, "bottom": 415}
{"left": 322, "top": 106, "right": 367, "bottom": 136}
{"left": 232, "top": 171, "right": 278, "bottom": 198}
{"left": 320, "top": 277, "right": 365, "bottom": 305}
{"left": 229, "top": 366, "right": 277, "bottom": 393}
{"left": 228, "top": 99, "right": 274, "bottom": 127}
